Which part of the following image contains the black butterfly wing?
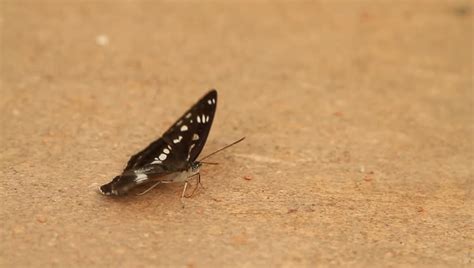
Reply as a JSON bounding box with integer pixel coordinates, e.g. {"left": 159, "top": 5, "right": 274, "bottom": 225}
{"left": 163, "top": 89, "right": 217, "bottom": 163}
{"left": 123, "top": 90, "right": 217, "bottom": 173}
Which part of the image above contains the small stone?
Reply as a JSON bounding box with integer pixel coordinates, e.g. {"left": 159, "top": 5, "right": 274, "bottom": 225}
{"left": 304, "top": 207, "right": 315, "bottom": 212}
{"left": 13, "top": 226, "right": 24, "bottom": 234}
{"left": 287, "top": 208, "right": 298, "bottom": 214}
{"left": 96, "top": 34, "right": 109, "bottom": 46}
{"left": 384, "top": 251, "right": 394, "bottom": 258}
{"left": 231, "top": 234, "right": 248, "bottom": 245}
{"left": 37, "top": 215, "right": 47, "bottom": 223}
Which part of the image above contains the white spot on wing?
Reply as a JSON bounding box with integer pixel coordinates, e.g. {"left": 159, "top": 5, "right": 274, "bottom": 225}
{"left": 159, "top": 153, "right": 167, "bottom": 161}
{"left": 176, "top": 120, "right": 183, "bottom": 126}
{"left": 212, "top": 98, "right": 216, "bottom": 104}
{"left": 207, "top": 99, "right": 212, "bottom": 105}
{"left": 173, "top": 136, "right": 183, "bottom": 143}
{"left": 187, "top": 144, "right": 196, "bottom": 161}
{"left": 197, "top": 116, "right": 201, "bottom": 123}
{"left": 167, "top": 145, "right": 172, "bottom": 150}
{"left": 151, "top": 158, "right": 162, "bottom": 164}
{"left": 192, "top": 133, "right": 199, "bottom": 141}
{"left": 185, "top": 113, "right": 192, "bottom": 118}
{"left": 135, "top": 173, "right": 148, "bottom": 183}
{"left": 201, "top": 114, "right": 206, "bottom": 123}
{"left": 180, "top": 125, "right": 188, "bottom": 132}
{"left": 206, "top": 115, "right": 210, "bottom": 122}
{"left": 163, "top": 148, "right": 170, "bottom": 154}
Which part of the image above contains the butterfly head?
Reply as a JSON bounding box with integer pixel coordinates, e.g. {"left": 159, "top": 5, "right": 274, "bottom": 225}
{"left": 189, "top": 161, "right": 202, "bottom": 173}
{"left": 99, "top": 174, "right": 139, "bottom": 196}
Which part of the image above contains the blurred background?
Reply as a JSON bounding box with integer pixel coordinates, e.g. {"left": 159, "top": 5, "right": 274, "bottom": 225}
{"left": 1, "top": 1, "right": 472, "bottom": 267}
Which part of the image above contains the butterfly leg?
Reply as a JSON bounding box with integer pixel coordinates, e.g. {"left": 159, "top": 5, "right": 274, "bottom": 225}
{"left": 136, "top": 181, "right": 161, "bottom": 196}
{"left": 198, "top": 173, "right": 206, "bottom": 190}
{"left": 180, "top": 181, "right": 189, "bottom": 208}
{"left": 185, "top": 173, "right": 203, "bottom": 198}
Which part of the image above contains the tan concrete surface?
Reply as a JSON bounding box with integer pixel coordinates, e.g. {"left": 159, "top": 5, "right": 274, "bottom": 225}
{"left": 1, "top": 1, "right": 473, "bottom": 267}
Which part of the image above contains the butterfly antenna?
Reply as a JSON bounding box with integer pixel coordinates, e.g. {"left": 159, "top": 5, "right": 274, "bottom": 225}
{"left": 200, "top": 161, "right": 219, "bottom": 165}
{"left": 199, "top": 137, "right": 245, "bottom": 162}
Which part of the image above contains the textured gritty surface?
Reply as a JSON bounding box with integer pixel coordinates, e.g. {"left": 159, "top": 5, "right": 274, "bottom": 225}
{"left": 1, "top": 1, "right": 473, "bottom": 267}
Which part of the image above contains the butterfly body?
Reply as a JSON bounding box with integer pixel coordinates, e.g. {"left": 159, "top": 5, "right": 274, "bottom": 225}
{"left": 99, "top": 90, "right": 217, "bottom": 196}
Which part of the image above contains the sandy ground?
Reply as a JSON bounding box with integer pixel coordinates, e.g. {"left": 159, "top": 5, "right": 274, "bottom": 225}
{"left": 1, "top": 1, "right": 473, "bottom": 267}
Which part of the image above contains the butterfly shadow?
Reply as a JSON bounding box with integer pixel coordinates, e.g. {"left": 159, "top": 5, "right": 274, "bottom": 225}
{"left": 96, "top": 181, "right": 204, "bottom": 211}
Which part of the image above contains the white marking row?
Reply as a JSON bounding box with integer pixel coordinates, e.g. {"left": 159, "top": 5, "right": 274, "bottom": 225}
{"left": 155, "top": 143, "right": 173, "bottom": 164}
{"left": 135, "top": 173, "right": 148, "bottom": 183}
{"left": 197, "top": 114, "right": 210, "bottom": 123}
{"left": 151, "top": 158, "right": 162, "bottom": 164}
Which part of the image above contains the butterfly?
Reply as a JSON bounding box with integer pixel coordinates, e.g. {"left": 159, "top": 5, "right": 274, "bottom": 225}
{"left": 99, "top": 89, "right": 244, "bottom": 205}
